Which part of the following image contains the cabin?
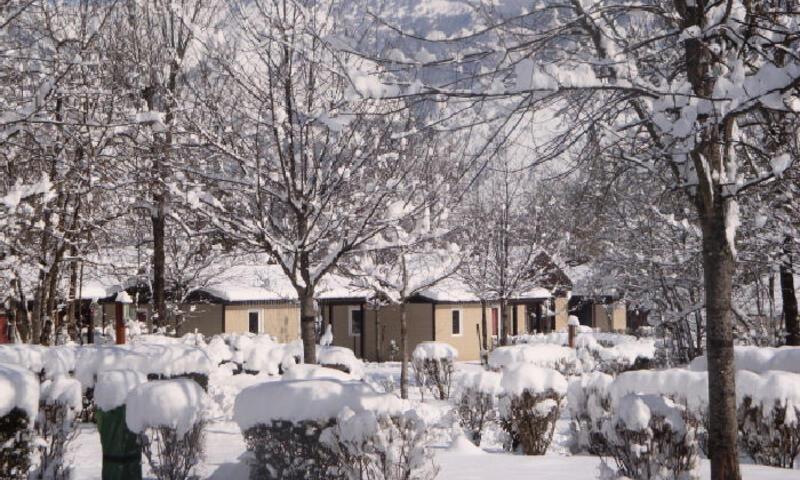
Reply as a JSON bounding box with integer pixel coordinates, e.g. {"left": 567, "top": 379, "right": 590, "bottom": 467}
{"left": 179, "top": 264, "right": 300, "bottom": 342}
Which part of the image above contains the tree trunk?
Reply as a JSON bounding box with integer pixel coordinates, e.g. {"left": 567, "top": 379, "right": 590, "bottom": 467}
{"left": 500, "top": 298, "right": 511, "bottom": 346}
{"left": 152, "top": 202, "right": 167, "bottom": 332}
{"left": 780, "top": 236, "right": 799, "bottom": 345}
{"left": 299, "top": 292, "right": 317, "bottom": 364}
{"left": 480, "top": 299, "right": 488, "bottom": 352}
{"left": 400, "top": 301, "right": 409, "bottom": 399}
{"left": 700, "top": 203, "right": 741, "bottom": 480}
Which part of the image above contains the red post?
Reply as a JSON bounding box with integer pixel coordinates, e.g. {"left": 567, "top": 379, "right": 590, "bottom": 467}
{"left": 115, "top": 302, "right": 125, "bottom": 345}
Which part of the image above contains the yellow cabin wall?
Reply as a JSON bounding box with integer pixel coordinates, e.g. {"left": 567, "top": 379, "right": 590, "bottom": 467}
{"left": 224, "top": 304, "right": 300, "bottom": 342}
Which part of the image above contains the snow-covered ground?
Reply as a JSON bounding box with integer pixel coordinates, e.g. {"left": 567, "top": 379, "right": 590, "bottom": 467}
{"left": 64, "top": 361, "right": 797, "bottom": 480}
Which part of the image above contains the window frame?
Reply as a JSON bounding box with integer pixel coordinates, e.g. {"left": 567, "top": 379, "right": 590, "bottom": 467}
{"left": 348, "top": 306, "right": 363, "bottom": 337}
{"left": 450, "top": 308, "right": 463, "bottom": 337}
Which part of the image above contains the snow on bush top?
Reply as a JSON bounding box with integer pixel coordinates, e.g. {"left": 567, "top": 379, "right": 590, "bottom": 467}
{"left": 94, "top": 370, "right": 148, "bottom": 412}
{"left": 567, "top": 371, "right": 613, "bottom": 418}
{"left": 0, "top": 344, "right": 77, "bottom": 379}
{"left": 244, "top": 339, "right": 303, "bottom": 375}
{"left": 412, "top": 341, "right": 458, "bottom": 361}
{"left": 500, "top": 363, "right": 568, "bottom": 397}
{"left": 40, "top": 376, "right": 82, "bottom": 411}
{"left": 233, "top": 379, "right": 406, "bottom": 430}
{"left": 459, "top": 369, "right": 502, "bottom": 395}
{"left": 0, "top": 363, "right": 40, "bottom": 420}
{"left": 689, "top": 345, "right": 800, "bottom": 374}
{"left": 125, "top": 379, "right": 207, "bottom": 436}
{"left": 736, "top": 370, "right": 800, "bottom": 419}
{"left": 488, "top": 344, "right": 575, "bottom": 371}
{"left": 282, "top": 364, "right": 354, "bottom": 382}
{"left": 317, "top": 346, "right": 364, "bottom": 379}
{"left": 75, "top": 343, "right": 214, "bottom": 388}
{"left": 615, "top": 394, "right": 686, "bottom": 434}
{"left": 203, "top": 336, "right": 233, "bottom": 365}
{"left": 610, "top": 369, "right": 708, "bottom": 413}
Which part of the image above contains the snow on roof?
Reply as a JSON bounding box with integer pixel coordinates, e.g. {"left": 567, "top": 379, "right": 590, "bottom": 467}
{"left": 196, "top": 264, "right": 298, "bottom": 302}
{"left": 518, "top": 287, "right": 552, "bottom": 299}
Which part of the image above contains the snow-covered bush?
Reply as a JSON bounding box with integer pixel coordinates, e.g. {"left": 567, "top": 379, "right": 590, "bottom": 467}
{"left": 567, "top": 372, "right": 614, "bottom": 454}
{"left": 282, "top": 364, "right": 355, "bottom": 382}
{"left": 600, "top": 394, "right": 699, "bottom": 480}
{"left": 202, "top": 336, "right": 233, "bottom": 366}
{"left": 126, "top": 379, "right": 208, "bottom": 480}
{"left": 233, "top": 379, "right": 416, "bottom": 480}
{"left": 0, "top": 364, "right": 39, "bottom": 479}
{"left": 488, "top": 344, "right": 579, "bottom": 376}
{"left": 318, "top": 345, "right": 364, "bottom": 379}
{"left": 498, "top": 364, "right": 567, "bottom": 455}
{"left": 243, "top": 338, "right": 303, "bottom": 375}
{"left": 34, "top": 376, "right": 82, "bottom": 479}
{"left": 455, "top": 370, "right": 501, "bottom": 445}
{"left": 321, "top": 408, "right": 438, "bottom": 480}
{"left": 736, "top": 371, "right": 800, "bottom": 469}
{"left": 412, "top": 342, "right": 457, "bottom": 400}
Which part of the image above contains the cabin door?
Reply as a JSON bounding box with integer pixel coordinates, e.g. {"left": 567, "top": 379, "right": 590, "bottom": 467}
{"left": 491, "top": 308, "right": 499, "bottom": 336}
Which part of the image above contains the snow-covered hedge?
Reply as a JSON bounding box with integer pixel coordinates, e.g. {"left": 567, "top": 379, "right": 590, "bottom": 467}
{"left": 689, "top": 345, "right": 800, "bottom": 374}
{"left": 601, "top": 394, "right": 700, "bottom": 480}
{"left": 513, "top": 331, "right": 656, "bottom": 374}
{"left": 126, "top": 379, "right": 208, "bottom": 480}
{"left": 243, "top": 338, "right": 303, "bottom": 375}
{"left": 412, "top": 342, "right": 457, "bottom": 400}
{"left": 36, "top": 376, "right": 83, "bottom": 479}
{"left": 0, "top": 344, "right": 78, "bottom": 380}
{"left": 455, "top": 370, "right": 501, "bottom": 445}
{"left": 94, "top": 370, "right": 148, "bottom": 413}
{"left": 233, "top": 379, "right": 435, "bottom": 479}
{"left": 317, "top": 346, "right": 364, "bottom": 379}
{"left": 282, "top": 364, "right": 355, "bottom": 382}
{"left": 498, "top": 363, "right": 567, "bottom": 455}
{"left": 0, "top": 363, "right": 39, "bottom": 479}
{"left": 488, "top": 344, "right": 579, "bottom": 376}
{"left": 567, "top": 372, "right": 613, "bottom": 454}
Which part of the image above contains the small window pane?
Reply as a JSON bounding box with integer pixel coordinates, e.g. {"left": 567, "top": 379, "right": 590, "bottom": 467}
{"left": 351, "top": 309, "right": 363, "bottom": 336}
{"left": 248, "top": 312, "right": 259, "bottom": 334}
{"left": 452, "top": 310, "right": 461, "bottom": 335}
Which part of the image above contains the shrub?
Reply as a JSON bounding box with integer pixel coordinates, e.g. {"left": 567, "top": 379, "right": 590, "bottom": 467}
{"left": 322, "top": 409, "right": 438, "bottom": 480}
{"left": 412, "top": 342, "right": 457, "bottom": 401}
{"left": 140, "top": 421, "right": 206, "bottom": 480}
{"left": 601, "top": 394, "right": 699, "bottom": 480}
{"left": 0, "top": 408, "right": 32, "bottom": 480}
{"left": 738, "top": 397, "right": 800, "bottom": 469}
{"left": 497, "top": 364, "right": 567, "bottom": 455}
{"left": 126, "top": 380, "right": 207, "bottom": 480}
{"left": 34, "top": 377, "right": 83, "bottom": 480}
{"left": 567, "top": 372, "right": 613, "bottom": 455}
{"left": 499, "top": 390, "right": 563, "bottom": 455}
{"left": 242, "top": 420, "right": 339, "bottom": 480}
{"left": 455, "top": 370, "right": 501, "bottom": 445}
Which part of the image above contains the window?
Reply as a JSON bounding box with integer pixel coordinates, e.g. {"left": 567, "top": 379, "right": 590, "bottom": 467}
{"left": 248, "top": 311, "right": 260, "bottom": 334}
{"left": 451, "top": 309, "right": 462, "bottom": 336}
{"left": 349, "top": 307, "right": 363, "bottom": 336}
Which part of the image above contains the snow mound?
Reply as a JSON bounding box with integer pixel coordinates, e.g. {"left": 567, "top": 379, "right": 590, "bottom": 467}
{"left": 689, "top": 346, "right": 800, "bottom": 374}
{"left": 413, "top": 341, "right": 458, "bottom": 361}
{"left": 233, "top": 379, "right": 406, "bottom": 430}
{"left": 449, "top": 433, "right": 484, "bottom": 454}
{"left": 317, "top": 346, "right": 364, "bottom": 379}
{"left": 500, "top": 363, "right": 568, "bottom": 397}
{"left": 0, "top": 363, "right": 40, "bottom": 419}
{"left": 126, "top": 379, "right": 207, "bottom": 436}
{"left": 488, "top": 344, "right": 576, "bottom": 371}
{"left": 94, "top": 370, "right": 148, "bottom": 412}
{"left": 282, "top": 364, "right": 355, "bottom": 382}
